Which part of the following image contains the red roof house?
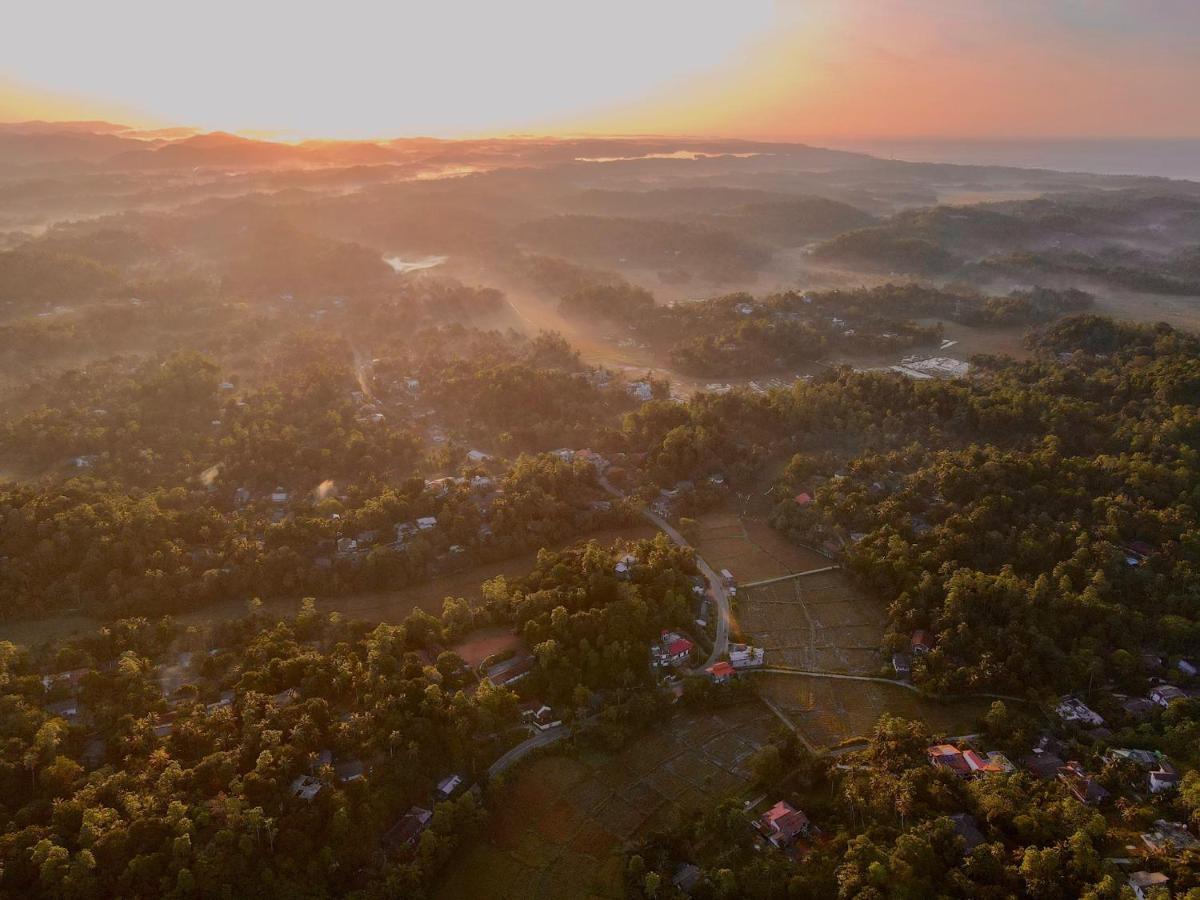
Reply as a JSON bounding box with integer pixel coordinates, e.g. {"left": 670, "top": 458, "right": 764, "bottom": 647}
{"left": 706, "top": 661, "right": 736, "bottom": 683}
{"left": 760, "top": 801, "right": 810, "bottom": 847}
{"left": 794, "top": 492, "right": 813, "bottom": 506}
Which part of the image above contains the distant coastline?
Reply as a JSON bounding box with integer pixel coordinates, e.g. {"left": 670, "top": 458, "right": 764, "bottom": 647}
{"left": 824, "top": 137, "right": 1200, "bottom": 181}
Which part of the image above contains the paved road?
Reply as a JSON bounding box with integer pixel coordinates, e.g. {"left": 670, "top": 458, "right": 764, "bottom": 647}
{"left": 487, "top": 725, "right": 569, "bottom": 778}
{"left": 598, "top": 475, "right": 731, "bottom": 671}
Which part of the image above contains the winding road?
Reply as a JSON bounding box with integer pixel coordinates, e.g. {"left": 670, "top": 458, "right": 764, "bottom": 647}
{"left": 597, "top": 473, "right": 731, "bottom": 671}
{"left": 487, "top": 725, "right": 569, "bottom": 778}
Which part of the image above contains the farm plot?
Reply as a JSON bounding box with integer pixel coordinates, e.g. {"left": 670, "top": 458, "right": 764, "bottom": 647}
{"left": 756, "top": 672, "right": 990, "bottom": 750}
{"left": 690, "top": 511, "right": 830, "bottom": 584}
{"left": 434, "top": 702, "right": 778, "bottom": 900}
{"left": 736, "top": 568, "right": 887, "bottom": 674}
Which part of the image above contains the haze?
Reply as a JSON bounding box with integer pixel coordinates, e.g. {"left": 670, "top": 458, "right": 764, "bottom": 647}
{"left": 3, "top": 0, "right": 1199, "bottom": 140}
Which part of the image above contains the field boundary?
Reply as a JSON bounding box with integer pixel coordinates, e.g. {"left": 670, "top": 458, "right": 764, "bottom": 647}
{"left": 740, "top": 565, "right": 840, "bottom": 590}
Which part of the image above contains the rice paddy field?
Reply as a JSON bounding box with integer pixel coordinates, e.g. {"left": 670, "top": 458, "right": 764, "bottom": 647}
{"left": 690, "top": 510, "right": 831, "bottom": 585}
{"left": 434, "top": 702, "right": 779, "bottom": 900}
{"left": 735, "top": 567, "right": 888, "bottom": 675}
{"left": 756, "top": 673, "right": 991, "bottom": 750}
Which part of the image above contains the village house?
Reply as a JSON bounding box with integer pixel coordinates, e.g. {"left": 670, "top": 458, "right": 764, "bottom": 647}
{"left": 1141, "top": 820, "right": 1199, "bottom": 855}
{"left": 44, "top": 698, "right": 82, "bottom": 722}
{"left": 1179, "top": 659, "right": 1198, "bottom": 677}
{"left": 1149, "top": 684, "right": 1186, "bottom": 707}
{"left": 416, "top": 516, "right": 438, "bottom": 531}
{"left": 1055, "top": 695, "right": 1104, "bottom": 726}
{"left": 759, "top": 801, "right": 810, "bottom": 848}
{"left": 910, "top": 630, "right": 934, "bottom": 655}
{"left": 653, "top": 631, "right": 695, "bottom": 668}
{"left": 1149, "top": 759, "right": 1181, "bottom": 794}
{"left": 436, "top": 774, "right": 463, "bottom": 800}
{"left": 334, "top": 759, "right": 366, "bottom": 783}
{"left": 614, "top": 552, "right": 638, "bottom": 577}
{"left": 1127, "top": 871, "right": 1169, "bottom": 900}
{"left": 41, "top": 668, "right": 90, "bottom": 692}
{"left": 520, "top": 702, "right": 562, "bottom": 731}
{"left": 484, "top": 653, "right": 534, "bottom": 688}
{"left": 291, "top": 775, "right": 322, "bottom": 802}
{"left": 1021, "top": 747, "right": 1067, "bottom": 780}
{"left": 1121, "top": 696, "right": 1157, "bottom": 721}
{"left": 1057, "top": 761, "right": 1110, "bottom": 806}
{"left": 728, "top": 643, "right": 765, "bottom": 668}
{"left": 705, "top": 661, "right": 736, "bottom": 684}
{"left": 386, "top": 806, "right": 433, "bottom": 850}
{"left": 892, "top": 653, "right": 912, "bottom": 678}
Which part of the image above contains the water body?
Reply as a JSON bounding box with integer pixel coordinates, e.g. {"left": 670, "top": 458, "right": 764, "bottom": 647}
{"left": 575, "top": 150, "right": 764, "bottom": 163}
{"left": 384, "top": 254, "right": 448, "bottom": 274}
{"left": 826, "top": 138, "right": 1200, "bottom": 182}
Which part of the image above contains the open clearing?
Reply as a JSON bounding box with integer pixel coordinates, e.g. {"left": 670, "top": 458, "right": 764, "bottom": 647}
{"left": 691, "top": 510, "right": 830, "bottom": 586}
{"left": 435, "top": 702, "right": 778, "bottom": 900}
{"left": 756, "top": 673, "right": 990, "bottom": 750}
{"left": 736, "top": 568, "right": 887, "bottom": 674}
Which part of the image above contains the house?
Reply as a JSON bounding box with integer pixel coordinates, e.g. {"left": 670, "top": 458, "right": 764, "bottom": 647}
{"left": 271, "top": 688, "right": 299, "bottom": 708}
{"left": 1179, "top": 659, "right": 1198, "bottom": 677}
{"left": 1058, "top": 761, "right": 1110, "bottom": 806}
{"left": 654, "top": 631, "right": 694, "bottom": 667}
{"left": 520, "top": 703, "right": 562, "bottom": 731}
{"left": 41, "top": 668, "right": 90, "bottom": 692}
{"left": 967, "top": 751, "right": 1015, "bottom": 775}
{"left": 706, "top": 661, "right": 736, "bottom": 684}
{"left": 892, "top": 654, "right": 911, "bottom": 678}
{"left": 416, "top": 516, "right": 438, "bottom": 530}
{"left": 1127, "top": 872, "right": 1169, "bottom": 900}
{"left": 336, "top": 537, "right": 359, "bottom": 556}
{"left": 728, "top": 643, "right": 765, "bottom": 668}
{"left": 949, "top": 813, "right": 985, "bottom": 852}
{"left": 1149, "top": 684, "right": 1186, "bottom": 707}
{"left": 1107, "top": 747, "right": 1160, "bottom": 768}
{"left": 928, "top": 744, "right": 974, "bottom": 777}
{"left": 291, "top": 775, "right": 322, "bottom": 802}
{"left": 44, "top": 699, "right": 81, "bottom": 721}
{"left": 386, "top": 806, "right": 433, "bottom": 850}
{"left": 1055, "top": 695, "right": 1104, "bottom": 726}
{"left": 436, "top": 774, "right": 463, "bottom": 800}
{"left": 485, "top": 654, "right": 533, "bottom": 688}
{"left": 1021, "top": 748, "right": 1066, "bottom": 780}
{"left": 466, "top": 449, "right": 490, "bottom": 463}
{"left": 910, "top": 630, "right": 934, "bottom": 655}
{"left": 1122, "top": 696, "right": 1157, "bottom": 720}
{"left": 1141, "top": 820, "right": 1199, "bottom": 855}
{"left": 793, "top": 492, "right": 813, "bottom": 506}
{"left": 1149, "top": 759, "right": 1181, "bottom": 794}
{"left": 614, "top": 553, "right": 638, "bottom": 577}
{"left": 270, "top": 487, "right": 289, "bottom": 503}
{"left": 334, "top": 759, "right": 366, "bottom": 783}
{"left": 629, "top": 381, "right": 653, "bottom": 402}
{"left": 759, "top": 801, "right": 809, "bottom": 848}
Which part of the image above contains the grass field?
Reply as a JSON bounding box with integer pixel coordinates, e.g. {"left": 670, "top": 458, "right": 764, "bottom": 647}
{"left": 691, "top": 510, "right": 831, "bottom": 585}
{"left": 756, "top": 673, "right": 990, "bottom": 750}
{"left": 736, "top": 568, "right": 887, "bottom": 675}
{"left": 434, "top": 702, "right": 779, "bottom": 900}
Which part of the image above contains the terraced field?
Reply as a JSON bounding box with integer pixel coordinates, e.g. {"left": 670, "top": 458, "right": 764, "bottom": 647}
{"left": 735, "top": 567, "right": 888, "bottom": 675}
{"left": 435, "top": 703, "right": 779, "bottom": 900}
{"left": 756, "top": 672, "right": 990, "bottom": 750}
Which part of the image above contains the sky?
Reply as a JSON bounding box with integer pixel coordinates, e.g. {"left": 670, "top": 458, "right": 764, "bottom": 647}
{"left": 1, "top": 0, "right": 1198, "bottom": 140}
